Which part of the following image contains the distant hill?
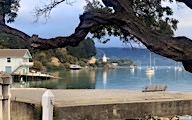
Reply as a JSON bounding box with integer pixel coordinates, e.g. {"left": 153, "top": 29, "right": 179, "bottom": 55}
{"left": 96, "top": 47, "right": 177, "bottom": 66}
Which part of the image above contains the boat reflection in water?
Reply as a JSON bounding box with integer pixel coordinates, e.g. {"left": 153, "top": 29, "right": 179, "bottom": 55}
{"left": 146, "top": 71, "right": 154, "bottom": 85}
{"left": 103, "top": 70, "right": 107, "bottom": 88}
{"left": 12, "top": 69, "right": 96, "bottom": 89}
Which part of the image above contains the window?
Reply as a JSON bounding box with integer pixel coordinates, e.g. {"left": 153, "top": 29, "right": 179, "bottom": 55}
{"left": 7, "top": 58, "right": 11, "bottom": 63}
{"left": 5, "top": 66, "right": 12, "bottom": 73}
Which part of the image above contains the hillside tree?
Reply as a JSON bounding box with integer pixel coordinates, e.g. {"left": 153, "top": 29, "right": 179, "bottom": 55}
{"left": 67, "top": 37, "right": 96, "bottom": 59}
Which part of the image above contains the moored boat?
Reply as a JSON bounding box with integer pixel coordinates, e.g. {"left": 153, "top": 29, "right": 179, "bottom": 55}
{"left": 70, "top": 64, "right": 82, "bottom": 70}
{"left": 146, "top": 52, "right": 155, "bottom": 74}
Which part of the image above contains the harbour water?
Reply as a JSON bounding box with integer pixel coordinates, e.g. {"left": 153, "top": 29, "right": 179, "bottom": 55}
{"left": 12, "top": 66, "right": 192, "bottom": 92}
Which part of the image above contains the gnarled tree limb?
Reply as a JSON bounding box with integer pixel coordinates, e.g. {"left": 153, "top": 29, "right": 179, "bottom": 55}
{"left": 1, "top": 0, "right": 192, "bottom": 72}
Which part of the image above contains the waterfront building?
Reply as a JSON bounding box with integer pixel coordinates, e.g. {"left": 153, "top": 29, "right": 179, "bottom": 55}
{"left": 0, "top": 49, "right": 33, "bottom": 74}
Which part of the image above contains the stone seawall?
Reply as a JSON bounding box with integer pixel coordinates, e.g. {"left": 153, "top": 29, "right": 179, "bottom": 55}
{"left": 10, "top": 99, "right": 192, "bottom": 120}
{"left": 10, "top": 101, "right": 41, "bottom": 120}
{"left": 57, "top": 100, "right": 192, "bottom": 120}
{"left": 10, "top": 89, "right": 192, "bottom": 120}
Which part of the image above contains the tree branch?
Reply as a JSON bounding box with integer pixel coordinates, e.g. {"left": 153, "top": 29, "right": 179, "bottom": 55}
{"left": 31, "top": 12, "right": 116, "bottom": 49}
{"left": 0, "top": 24, "right": 30, "bottom": 40}
{"left": 34, "top": 0, "right": 75, "bottom": 22}
{"left": 1, "top": 0, "right": 192, "bottom": 72}
{"left": 100, "top": 0, "right": 192, "bottom": 71}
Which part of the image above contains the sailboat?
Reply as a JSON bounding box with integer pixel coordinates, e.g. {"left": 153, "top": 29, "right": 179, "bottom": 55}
{"left": 174, "top": 62, "right": 183, "bottom": 72}
{"left": 146, "top": 52, "right": 154, "bottom": 74}
{"left": 130, "top": 65, "right": 135, "bottom": 73}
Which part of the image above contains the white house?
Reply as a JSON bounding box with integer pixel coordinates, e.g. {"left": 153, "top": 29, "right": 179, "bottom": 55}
{"left": 0, "top": 49, "right": 33, "bottom": 74}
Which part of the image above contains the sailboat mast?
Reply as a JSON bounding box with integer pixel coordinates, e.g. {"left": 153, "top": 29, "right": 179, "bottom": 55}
{"left": 150, "top": 52, "right": 151, "bottom": 67}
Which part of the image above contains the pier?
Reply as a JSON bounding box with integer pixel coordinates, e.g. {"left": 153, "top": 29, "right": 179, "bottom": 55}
{"left": 10, "top": 88, "right": 192, "bottom": 119}
{"left": 12, "top": 72, "right": 59, "bottom": 81}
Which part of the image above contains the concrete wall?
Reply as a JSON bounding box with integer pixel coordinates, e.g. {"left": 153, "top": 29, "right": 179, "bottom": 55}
{"left": 10, "top": 101, "right": 41, "bottom": 120}
{"left": 10, "top": 100, "right": 192, "bottom": 120}
{"left": 57, "top": 100, "right": 192, "bottom": 120}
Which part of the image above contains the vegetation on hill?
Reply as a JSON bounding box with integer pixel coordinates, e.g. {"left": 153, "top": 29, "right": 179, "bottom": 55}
{"left": 0, "top": 33, "right": 135, "bottom": 71}
{"left": 95, "top": 58, "right": 134, "bottom": 69}
{"left": 0, "top": 33, "right": 97, "bottom": 70}
{"left": 67, "top": 37, "right": 96, "bottom": 59}
{"left": 0, "top": 33, "right": 30, "bottom": 49}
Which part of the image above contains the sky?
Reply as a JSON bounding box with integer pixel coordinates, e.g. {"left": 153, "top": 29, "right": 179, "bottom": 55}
{"left": 8, "top": 0, "right": 192, "bottom": 48}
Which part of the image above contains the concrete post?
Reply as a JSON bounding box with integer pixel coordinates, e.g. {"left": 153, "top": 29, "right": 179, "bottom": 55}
{"left": 0, "top": 85, "right": 2, "bottom": 120}
{"left": 0, "top": 72, "right": 12, "bottom": 120}
{"left": 42, "top": 90, "right": 54, "bottom": 120}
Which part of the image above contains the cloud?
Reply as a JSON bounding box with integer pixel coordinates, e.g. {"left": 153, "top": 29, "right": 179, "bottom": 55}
{"left": 9, "top": 0, "right": 87, "bottom": 37}
{"left": 162, "top": 1, "right": 192, "bottom": 39}
{"left": 168, "top": 2, "right": 192, "bottom": 38}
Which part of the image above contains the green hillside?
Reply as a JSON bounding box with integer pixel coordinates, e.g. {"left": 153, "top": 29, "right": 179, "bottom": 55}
{"left": 0, "top": 33, "right": 97, "bottom": 71}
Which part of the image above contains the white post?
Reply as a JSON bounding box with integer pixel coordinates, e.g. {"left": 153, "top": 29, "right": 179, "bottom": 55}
{"left": 42, "top": 90, "right": 54, "bottom": 120}
{"left": 0, "top": 72, "right": 12, "bottom": 120}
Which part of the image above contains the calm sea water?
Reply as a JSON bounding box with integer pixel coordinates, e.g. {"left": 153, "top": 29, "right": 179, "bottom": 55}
{"left": 12, "top": 66, "right": 192, "bottom": 92}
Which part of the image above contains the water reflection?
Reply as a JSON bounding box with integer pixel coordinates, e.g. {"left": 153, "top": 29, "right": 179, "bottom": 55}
{"left": 12, "top": 67, "right": 192, "bottom": 91}
{"left": 90, "top": 70, "right": 96, "bottom": 84}
{"left": 12, "top": 70, "right": 96, "bottom": 89}
{"left": 174, "top": 68, "right": 184, "bottom": 81}
{"left": 103, "top": 70, "right": 107, "bottom": 87}
{"left": 146, "top": 72, "right": 154, "bottom": 85}
{"left": 58, "top": 69, "right": 96, "bottom": 89}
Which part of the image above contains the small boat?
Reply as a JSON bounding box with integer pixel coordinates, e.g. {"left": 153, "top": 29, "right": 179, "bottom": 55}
{"left": 130, "top": 65, "right": 135, "bottom": 72}
{"left": 174, "top": 62, "right": 183, "bottom": 72}
{"left": 70, "top": 64, "right": 82, "bottom": 70}
{"left": 175, "top": 66, "right": 183, "bottom": 72}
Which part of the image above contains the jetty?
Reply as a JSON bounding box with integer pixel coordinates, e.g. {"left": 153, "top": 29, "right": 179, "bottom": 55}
{"left": 12, "top": 71, "right": 59, "bottom": 81}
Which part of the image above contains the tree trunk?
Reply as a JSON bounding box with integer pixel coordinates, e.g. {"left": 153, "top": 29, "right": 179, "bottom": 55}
{"left": 1, "top": 0, "right": 192, "bottom": 72}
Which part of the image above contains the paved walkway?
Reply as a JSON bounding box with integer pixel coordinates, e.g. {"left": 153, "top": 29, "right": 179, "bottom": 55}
{"left": 10, "top": 88, "right": 192, "bottom": 107}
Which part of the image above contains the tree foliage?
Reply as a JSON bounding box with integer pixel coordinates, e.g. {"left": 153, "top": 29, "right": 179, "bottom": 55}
{"left": 67, "top": 37, "right": 96, "bottom": 59}
{"left": 31, "top": 60, "right": 44, "bottom": 71}
{"left": 0, "top": 0, "right": 20, "bottom": 23}
{"left": 0, "top": 33, "right": 29, "bottom": 48}
{"left": 85, "top": 0, "right": 177, "bottom": 43}
{"left": 132, "top": 0, "right": 178, "bottom": 35}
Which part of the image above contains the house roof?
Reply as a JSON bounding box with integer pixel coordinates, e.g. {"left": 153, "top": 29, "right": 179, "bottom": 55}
{"left": 0, "top": 49, "right": 32, "bottom": 58}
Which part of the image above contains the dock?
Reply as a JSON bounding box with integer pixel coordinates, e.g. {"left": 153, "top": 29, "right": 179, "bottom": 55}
{"left": 11, "top": 72, "right": 59, "bottom": 81}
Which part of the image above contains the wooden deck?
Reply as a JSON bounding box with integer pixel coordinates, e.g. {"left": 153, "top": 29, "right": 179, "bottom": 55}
{"left": 12, "top": 72, "right": 59, "bottom": 81}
